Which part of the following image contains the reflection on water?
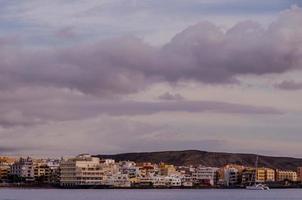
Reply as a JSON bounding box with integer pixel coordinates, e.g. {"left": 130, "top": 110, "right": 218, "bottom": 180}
{"left": 0, "top": 189, "right": 302, "bottom": 200}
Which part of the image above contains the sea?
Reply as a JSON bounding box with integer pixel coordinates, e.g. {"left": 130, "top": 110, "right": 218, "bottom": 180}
{"left": 0, "top": 189, "right": 302, "bottom": 200}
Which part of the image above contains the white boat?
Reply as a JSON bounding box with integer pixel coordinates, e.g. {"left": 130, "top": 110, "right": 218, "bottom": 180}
{"left": 246, "top": 183, "right": 270, "bottom": 190}
{"left": 245, "top": 155, "right": 270, "bottom": 190}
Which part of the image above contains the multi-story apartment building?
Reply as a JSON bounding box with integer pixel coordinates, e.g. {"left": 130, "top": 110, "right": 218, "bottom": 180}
{"left": 119, "top": 161, "right": 140, "bottom": 179}
{"left": 265, "top": 168, "right": 275, "bottom": 182}
{"left": 192, "top": 167, "right": 219, "bottom": 186}
{"left": 242, "top": 168, "right": 255, "bottom": 185}
{"left": 34, "top": 164, "right": 51, "bottom": 182}
{"left": 181, "top": 174, "right": 193, "bottom": 187}
{"left": 60, "top": 154, "right": 103, "bottom": 187}
{"left": 101, "top": 159, "right": 119, "bottom": 176}
{"left": 224, "top": 167, "right": 239, "bottom": 186}
{"left": 152, "top": 176, "right": 166, "bottom": 187}
{"left": 165, "top": 175, "right": 182, "bottom": 187}
{"left": 242, "top": 167, "right": 275, "bottom": 184}
{"left": 10, "top": 157, "right": 34, "bottom": 182}
{"left": 138, "top": 162, "right": 158, "bottom": 177}
{"left": 102, "top": 173, "right": 131, "bottom": 188}
{"left": 0, "top": 162, "right": 10, "bottom": 181}
{"left": 276, "top": 170, "right": 297, "bottom": 182}
{"left": 45, "top": 159, "right": 60, "bottom": 184}
{"left": 256, "top": 168, "right": 275, "bottom": 182}
{"left": 256, "top": 168, "right": 266, "bottom": 182}
{"left": 159, "top": 163, "right": 176, "bottom": 176}
{"left": 221, "top": 164, "right": 245, "bottom": 186}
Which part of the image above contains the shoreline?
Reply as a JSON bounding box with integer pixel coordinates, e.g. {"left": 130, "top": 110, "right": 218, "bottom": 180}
{"left": 1, "top": 185, "right": 302, "bottom": 190}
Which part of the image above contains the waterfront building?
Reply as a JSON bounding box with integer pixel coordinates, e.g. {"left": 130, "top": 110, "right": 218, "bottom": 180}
{"left": 165, "top": 175, "right": 182, "bottom": 187}
{"left": 59, "top": 154, "right": 103, "bottom": 187}
{"left": 0, "top": 162, "right": 10, "bottom": 181}
{"left": 192, "top": 167, "right": 219, "bottom": 186}
{"left": 224, "top": 167, "right": 239, "bottom": 186}
{"left": 297, "top": 167, "right": 302, "bottom": 182}
{"left": 119, "top": 161, "right": 140, "bottom": 178}
{"left": 181, "top": 175, "right": 193, "bottom": 187}
{"left": 242, "top": 167, "right": 275, "bottom": 184}
{"left": 102, "top": 173, "right": 131, "bottom": 187}
{"left": 45, "top": 159, "right": 61, "bottom": 184}
{"left": 34, "top": 164, "right": 51, "bottom": 183}
{"left": 138, "top": 176, "right": 153, "bottom": 186}
{"left": 46, "top": 159, "right": 60, "bottom": 170}
{"left": 276, "top": 170, "right": 298, "bottom": 182}
{"left": 152, "top": 176, "right": 166, "bottom": 187}
{"left": 101, "top": 160, "right": 119, "bottom": 177}
{"left": 10, "top": 157, "right": 35, "bottom": 182}
{"left": 220, "top": 164, "right": 245, "bottom": 186}
{"left": 264, "top": 168, "right": 275, "bottom": 182}
{"left": 241, "top": 168, "right": 256, "bottom": 185}
{"left": 256, "top": 168, "right": 266, "bottom": 182}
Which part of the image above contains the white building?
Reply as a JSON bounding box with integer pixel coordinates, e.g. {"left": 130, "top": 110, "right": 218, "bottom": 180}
{"left": 10, "top": 157, "right": 34, "bottom": 182}
{"left": 46, "top": 159, "right": 60, "bottom": 170}
{"left": 165, "top": 175, "right": 182, "bottom": 187}
{"left": 119, "top": 161, "right": 139, "bottom": 178}
{"left": 181, "top": 175, "right": 193, "bottom": 187}
{"left": 224, "top": 168, "right": 239, "bottom": 186}
{"left": 193, "top": 167, "right": 219, "bottom": 186}
{"left": 60, "top": 154, "right": 103, "bottom": 187}
{"left": 102, "top": 173, "right": 131, "bottom": 188}
{"left": 152, "top": 176, "right": 166, "bottom": 187}
{"left": 103, "top": 159, "right": 115, "bottom": 165}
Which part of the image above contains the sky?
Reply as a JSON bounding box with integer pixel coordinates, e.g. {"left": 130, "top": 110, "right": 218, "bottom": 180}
{"left": 1, "top": 0, "right": 302, "bottom": 157}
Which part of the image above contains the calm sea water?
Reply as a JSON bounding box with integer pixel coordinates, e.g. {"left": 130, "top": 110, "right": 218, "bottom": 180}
{"left": 0, "top": 189, "right": 302, "bottom": 200}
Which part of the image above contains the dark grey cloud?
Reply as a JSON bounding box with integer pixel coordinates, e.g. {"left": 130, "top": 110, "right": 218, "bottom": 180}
{"left": 0, "top": 87, "right": 283, "bottom": 127}
{"left": 158, "top": 92, "right": 185, "bottom": 101}
{"left": 0, "top": 144, "right": 37, "bottom": 153}
{"left": 0, "top": 6, "right": 302, "bottom": 96}
{"left": 0, "top": 6, "right": 301, "bottom": 130}
{"left": 0, "top": 146, "right": 20, "bottom": 153}
{"left": 275, "top": 80, "right": 302, "bottom": 90}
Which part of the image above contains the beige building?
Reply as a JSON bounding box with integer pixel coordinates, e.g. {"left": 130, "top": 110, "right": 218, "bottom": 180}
{"left": 0, "top": 157, "right": 16, "bottom": 165}
{"left": 60, "top": 154, "right": 103, "bottom": 187}
{"left": 242, "top": 167, "right": 275, "bottom": 184}
{"left": 192, "top": 167, "right": 219, "bottom": 186}
{"left": 265, "top": 168, "right": 275, "bottom": 182}
{"left": 257, "top": 168, "right": 275, "bottom": 182}
{"left": 276, "top": 170, "right": 297, "bottom": 182}
{"left": 256, "top": 168, "right": 266, "bottom": 182}
{"left": 159, "top": 163, "right": 176, "bottom": 176}
{"left": 0, "top": 162, "right": 10, "bottom": 181}
{"left": 34, "top": 164, "right": 51, "bottom": 182}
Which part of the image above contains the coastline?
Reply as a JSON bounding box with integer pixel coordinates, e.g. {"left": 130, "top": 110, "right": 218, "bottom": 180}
{"left": 1, "top": 184, "right": 301, "bottom": 190}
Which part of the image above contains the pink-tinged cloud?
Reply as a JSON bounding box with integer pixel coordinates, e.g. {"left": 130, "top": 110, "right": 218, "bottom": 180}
{"left": 54, "top": 26, "right": 77, "bottom": 39}
{"left": 0, "top": 6, "right": 302, "bottom": 97}
{"left": 0, "top": 98, "right": 283, "bottom": 127}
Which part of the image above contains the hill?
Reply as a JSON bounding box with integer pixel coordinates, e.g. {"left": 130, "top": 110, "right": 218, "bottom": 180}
{"left": 96, "top": 150, "right": 302, "bottom": 170}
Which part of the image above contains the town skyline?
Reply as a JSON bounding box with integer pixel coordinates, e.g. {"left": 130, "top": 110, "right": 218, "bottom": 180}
{"left": 1, "top": 153, "right": 302, "bottom": 189}
{"left": 0, "top": 0, "right": 302, "bottom": 157}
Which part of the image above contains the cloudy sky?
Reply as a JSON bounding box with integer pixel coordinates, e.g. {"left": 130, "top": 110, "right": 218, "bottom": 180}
{"left": 1, "top": 0, "right": 302, "bottom": 157}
